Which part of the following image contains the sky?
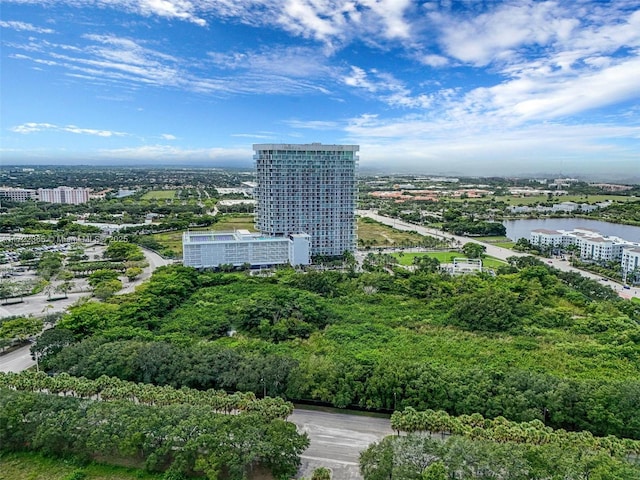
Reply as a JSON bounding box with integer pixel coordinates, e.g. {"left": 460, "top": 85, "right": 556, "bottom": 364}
{"left": 1, "top": 0, "right": 640, "bottom": 179}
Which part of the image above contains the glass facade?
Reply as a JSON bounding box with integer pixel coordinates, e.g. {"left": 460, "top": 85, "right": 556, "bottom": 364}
{"left": 253, "top": 143, "right": 358, "bottom": 256}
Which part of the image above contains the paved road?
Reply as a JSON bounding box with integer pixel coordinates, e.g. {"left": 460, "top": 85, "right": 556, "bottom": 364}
{"left": 0, "top": 343, "right": 36, "bottom": 372}
{"left": 358, "top": 210, "right": 640, "bottom": 299}
{"left": 290, "top": 409, "right": 392, "bottom": 479}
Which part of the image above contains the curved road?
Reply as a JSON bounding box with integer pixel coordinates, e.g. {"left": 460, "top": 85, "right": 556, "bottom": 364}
{"left": 358, "top": 210, "right": 640, "bottom": 299}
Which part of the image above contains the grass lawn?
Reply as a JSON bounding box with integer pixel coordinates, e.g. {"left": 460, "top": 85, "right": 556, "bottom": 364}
{"left": 140, "top": 190, "right": 176, "bottom": 200}
{"left": 393, "top": 251, "right": 507, "bottom": 268}
{"left": 0, "top": 452, "right": 161, "bottom": 480}
{"left": 473, "top": 236, "right": 516, "bottom": 249}
{"left": 213, "top": 214, "right": 256, "bottom": 231}
{"left": 357, "top": 218, "right": 438, "bottom": 246}
{"left": 146, "top": 214, "right": 256, "bottom": 256}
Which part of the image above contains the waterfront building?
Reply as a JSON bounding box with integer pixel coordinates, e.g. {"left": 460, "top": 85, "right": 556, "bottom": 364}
{"left": 622, "top": 247, "right": 640, "bottom": 274}
{"left": 253, "top": 143, "right": 358, "bottom": 256}
{"left": 530, "top": 227, "right": 640, "bottom": 264}
{"left": 182, "top": 230, "right": 310, "bottom": 269}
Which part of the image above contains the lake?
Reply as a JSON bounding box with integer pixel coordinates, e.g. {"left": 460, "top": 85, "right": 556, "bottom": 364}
{"left": 503, "top": 218, "right": 640, "bottom": 243}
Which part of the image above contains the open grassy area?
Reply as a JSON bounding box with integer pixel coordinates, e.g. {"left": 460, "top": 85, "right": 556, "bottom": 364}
{"left": 393, "top": 251, "right": 507, "bottom": 269}
{"left": 0, "top": 452, "right": 161, "bottom": 480}
{"left": 357, "top": 218, "right": 439, "bottom": 246}
{"left": 473, "top": 236, "right": 515, "bottom": 249}
{"left": 140, "top": 190, "right": 176, "bottom": 200}
{"left": 213, "top": 214, "right": 256, "bottom": 231}
{"left": 146, "top": 214, "right": 256, "bottom": 256}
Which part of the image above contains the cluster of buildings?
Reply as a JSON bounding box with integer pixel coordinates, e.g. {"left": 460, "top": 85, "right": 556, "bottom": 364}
{"left": 509, "top": 201, "right": 611, "bottom": 215}
{"left": 182, "top": 143, "right": 359, "bottom": 269}
{"left": 0, "top": 186, "right": 90, "bottom": 204}
{"left": 530, "top": 228, "right": 640, "bottom": 274}
{"left": 369, "top": 187, "right": 491, "bottom": 202}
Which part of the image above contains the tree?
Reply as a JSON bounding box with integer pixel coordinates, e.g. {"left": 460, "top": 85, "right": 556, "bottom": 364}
{"left": 105, "top": 241, "right": 144, "bottom": 261}
{"left": 312, "top": 467, "right": 332, "bottom": 480}
{"left": 88, "top": 269, "right": 120, "bottom": 288}
{"left": 30, "top": 328, "right": 75, "bottom": 364}
{"left": 37, "top": 252, "right": 63, "bottom": 280}
{"left": 56, "top": 270, "right": 75, "bottom": 298}
{"left": 461, "top": 242, "right": 486, "bottom": 259}
{"left": 125, "top": 267, "right": 143, "bottom": 282}
{"left": 0, "top": 316, "right": 43, "bottom": 342}
{"left": 360, "top": 436, "right": 394, "bottom": 480}
{"left": 0, "top": 280, "right": 14, "bottom": 304}
{"left": 421, "top": 461, "right": 446, "bottom": 480}
{"left": 93, "top": 279, "right": 122, "bottom": 300}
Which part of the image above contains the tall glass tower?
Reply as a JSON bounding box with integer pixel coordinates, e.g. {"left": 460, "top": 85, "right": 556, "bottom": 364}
{"left": 253, "top": 143, "right": 359, "bottom": 256}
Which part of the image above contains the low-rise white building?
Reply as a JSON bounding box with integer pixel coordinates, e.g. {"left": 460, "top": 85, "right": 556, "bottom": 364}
{"left": 530, "top": 228, "right": 639, "bottom": 263}
{"left": 622, "top": 247, "right": 640, "bottom": 274}
{"left": 530, "top": 229, "right": 565, "bottom": 248}
{"left": 182, "top": 230, "right": 310, "bottom": 269}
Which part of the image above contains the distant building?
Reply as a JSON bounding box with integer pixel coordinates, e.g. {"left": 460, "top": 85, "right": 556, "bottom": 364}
{"left": 451, "top": 257, "right": 482, "bottom": 275}
{"left": 38, "top": 187, "right": 89, "bottom": 204}
{"left": 530, "top": 228, "right": 639, "bottom": 263}
{"left": 0, "top": 187, "right": 37, "bottom": 202}
{"left": 253, "top": 143, "right": 358, "bottom": 256}
{"left": 182, "top": 230, "right": 310, "bottom": 268}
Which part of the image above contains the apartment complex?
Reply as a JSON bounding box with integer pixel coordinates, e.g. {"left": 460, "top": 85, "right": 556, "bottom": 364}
{"left": 622, "top": 248, "right": 640, "bottom": 274}
{"left": 182, "top": 230, "right": 310, "bottom": 268}
{"left": 253, "top": 143, "right": 359, "bottom": 256}
{"left": 38, "top": 186, "right": 90, "bottom": 204}
{"left": 0, "top": 187, "right": 37, "bottom": 202}
{"left": 530, "top": 227, "right": 640, "bottom": 272}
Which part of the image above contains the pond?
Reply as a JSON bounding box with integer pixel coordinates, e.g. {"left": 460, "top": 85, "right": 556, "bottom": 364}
{"left": 503, "top": 218, "right": 640, "bottom": 243}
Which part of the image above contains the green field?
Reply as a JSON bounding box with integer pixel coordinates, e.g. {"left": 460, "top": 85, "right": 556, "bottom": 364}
{"left": 147, "top": 214, "right": 256, "bottom": 256}
{"left": 357, "top": 218, "right": 440, "bottom": 246}
{"left": 393, "top": 251, "right": 507, "bottom": 268}
{"left": 140, "top": 190, "right": 176, "bottom": 200}
{"left": 0, "top": 452, "right": 160, "bottom": 480}
{"left": 473, "top": 236, "right": 515, "bottom": 249}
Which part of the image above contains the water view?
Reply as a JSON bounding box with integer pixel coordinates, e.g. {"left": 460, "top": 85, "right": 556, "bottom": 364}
{"left": 503, "top": 218, "right": 640, "bottom": 243}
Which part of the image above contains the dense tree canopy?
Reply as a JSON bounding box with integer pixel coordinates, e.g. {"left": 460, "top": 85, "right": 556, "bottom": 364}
{"left": 39, "top": 262, "right": 640, "bottom": 440}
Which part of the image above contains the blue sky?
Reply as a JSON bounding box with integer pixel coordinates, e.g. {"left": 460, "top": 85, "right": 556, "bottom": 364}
{"left": 1, "top": 0, "right": 639, "bottom": 179}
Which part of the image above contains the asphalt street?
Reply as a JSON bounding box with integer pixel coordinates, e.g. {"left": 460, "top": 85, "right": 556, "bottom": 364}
{"left": 290, "top": 409, "right": 393, "bottom": 479}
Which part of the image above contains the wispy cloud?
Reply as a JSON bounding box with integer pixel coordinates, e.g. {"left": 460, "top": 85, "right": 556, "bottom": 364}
{"left": 343, "top": 66, "right": 432, "bottom": 108}
{"left": 10, "top": 122, "right": 128, "bottom": 137}
{"left": 0, "top": 20, "right": 54, "bottom": 34}
{"left": 98, "top": 144, "right": 251, "bottom": 162}
{"left": 5, "top": 0, "right": 206, "bottom": 26}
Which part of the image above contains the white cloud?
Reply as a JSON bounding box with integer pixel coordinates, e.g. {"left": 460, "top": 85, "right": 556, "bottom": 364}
{"left": 0, "top": 20, "right": 55, "bottom": 34}
{"left": 343, "top": 66, "right": 433, "bottom": 108}
{"left": 161, "top": 133, "right": 177, "bottom": 140}
{"left": 10, "top": 122, "right": 128, "bottom": 137}
{"left": 343, "top": 113, "right": 640, "bottom": 175}
{"left": 433, "top": 1, "right": 580, "bottom": 67}
{"left": 98, "top": 144, "right": 251, "bottom": 162}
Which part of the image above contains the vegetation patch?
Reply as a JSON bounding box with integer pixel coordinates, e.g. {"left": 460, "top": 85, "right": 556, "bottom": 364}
{"left": 140, "top": 190, "right": 176, "bottom": 200}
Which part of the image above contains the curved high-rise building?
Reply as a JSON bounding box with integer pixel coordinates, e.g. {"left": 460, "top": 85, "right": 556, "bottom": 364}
{"left": 253, "top": 143, "right": 359, "bottom": 257}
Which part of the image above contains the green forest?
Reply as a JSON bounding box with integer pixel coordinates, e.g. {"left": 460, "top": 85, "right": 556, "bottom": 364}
{"left": 4, "top": 257, "right": 640, "bottom": 476}
{"left": 34, "top": 260, "right": 639, "bottom": 434}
